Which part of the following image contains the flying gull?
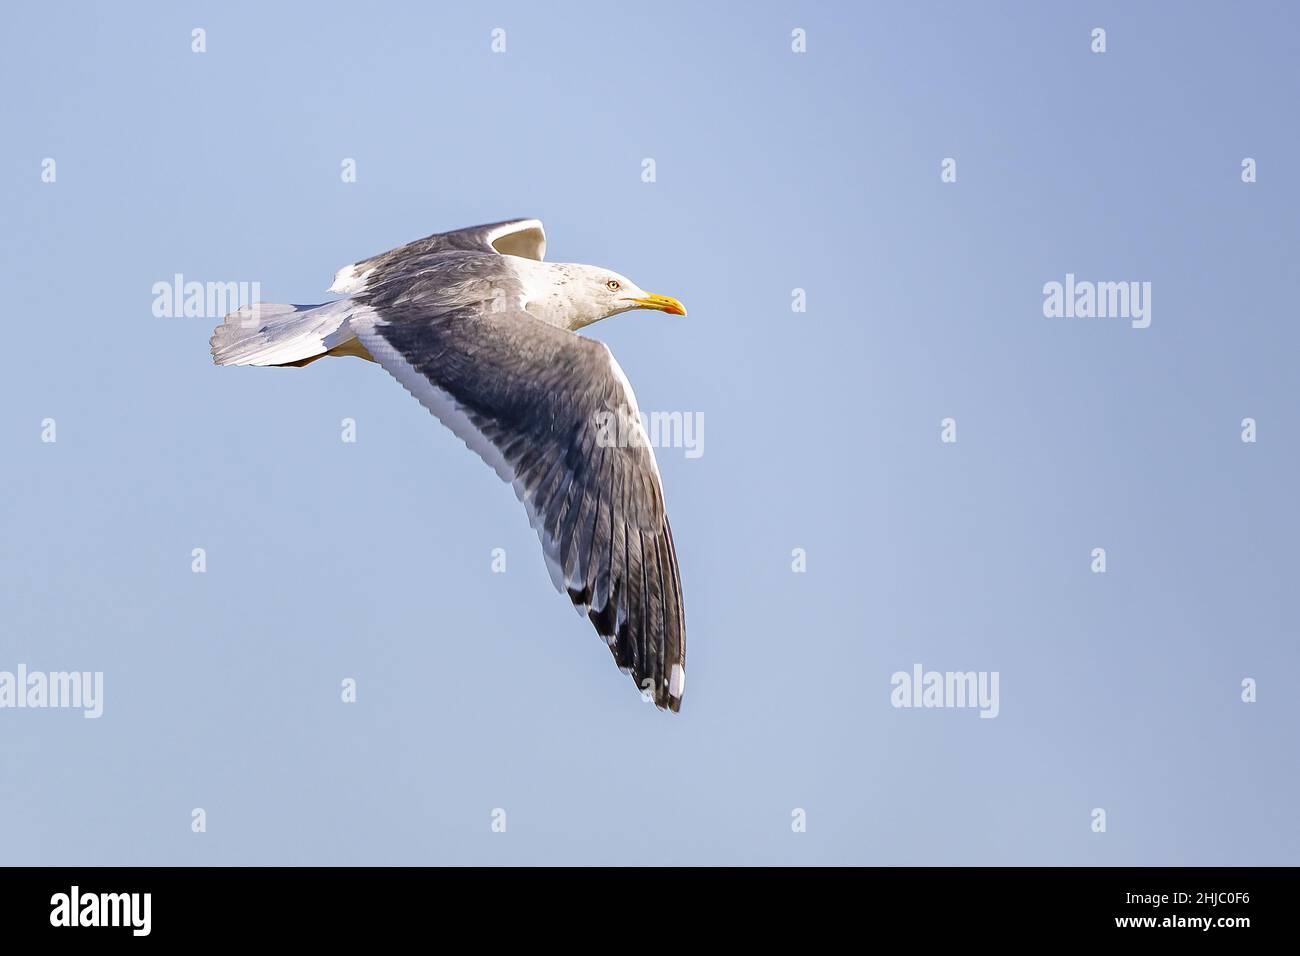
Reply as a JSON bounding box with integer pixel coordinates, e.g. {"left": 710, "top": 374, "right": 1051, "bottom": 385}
{"left": 210, "top": 219, "right": 688, "bottom": 711}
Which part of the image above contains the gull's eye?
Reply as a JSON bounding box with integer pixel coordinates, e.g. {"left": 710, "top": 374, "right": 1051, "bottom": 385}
{"left": 606, "top": 279, "right": 621, "bottom": 292}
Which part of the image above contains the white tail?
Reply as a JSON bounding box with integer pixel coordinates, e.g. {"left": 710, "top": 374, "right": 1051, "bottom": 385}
{"left": 210, "top": 300, "right": 364, "bottom": 367}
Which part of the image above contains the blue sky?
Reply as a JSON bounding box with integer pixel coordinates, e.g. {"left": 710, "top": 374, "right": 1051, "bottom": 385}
{"left": 1, "top": 1, "right": 1297, "bottom": 864}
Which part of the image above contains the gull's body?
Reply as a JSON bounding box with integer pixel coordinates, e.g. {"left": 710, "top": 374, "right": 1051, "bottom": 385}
{"left": 211, "top": 219, "right": 688, "bottom": 711}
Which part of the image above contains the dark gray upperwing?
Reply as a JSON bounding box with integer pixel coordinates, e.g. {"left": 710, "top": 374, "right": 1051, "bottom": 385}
{"left": 330, "top": 219, "right": 546, "bottom": 294}
{"left": 349, "top": 300, "right": 686, "bottom": 712}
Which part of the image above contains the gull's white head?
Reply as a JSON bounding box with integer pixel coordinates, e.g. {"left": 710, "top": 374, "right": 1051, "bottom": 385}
{"left": 524, "top": 261, "right": 687, "bottom": 331}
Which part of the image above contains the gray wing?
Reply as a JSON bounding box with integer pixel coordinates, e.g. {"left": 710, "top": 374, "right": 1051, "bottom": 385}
{"left": 348, "top": 295, "right": 687, "bottom": 712}
{"left": 330, "top": 219, "right": 546, "bottom": 294}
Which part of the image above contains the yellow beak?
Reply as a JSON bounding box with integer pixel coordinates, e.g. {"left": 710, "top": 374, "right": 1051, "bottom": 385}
{"left": 627, "top": 293, "right": 687, "bottom": 317}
